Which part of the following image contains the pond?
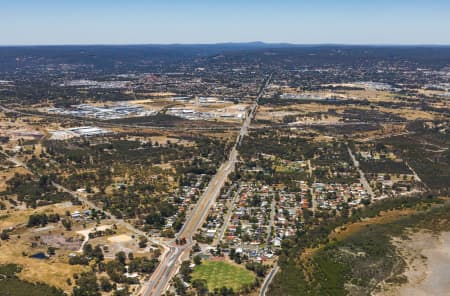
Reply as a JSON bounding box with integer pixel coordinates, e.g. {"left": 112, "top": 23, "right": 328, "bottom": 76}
{"left": 30, "top": 252, "right": 49, "bottom": 260}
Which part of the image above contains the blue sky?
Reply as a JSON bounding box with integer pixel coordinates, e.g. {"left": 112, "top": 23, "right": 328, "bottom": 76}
{"left": 1, "top": 0, "right": 449, "bottom": 45}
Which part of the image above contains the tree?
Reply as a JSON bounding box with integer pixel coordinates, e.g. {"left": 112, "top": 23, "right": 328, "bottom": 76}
{"left": 27, "top": 213, "right": 48, "bottom": 227}
{"left": 180, "top": 260, "right": 192, "bottom": 282}
{"left": 0, "top": 230, "right": 9, "bottom": 240}
{"left": 192, "top": 279, "right": 209, "bottom": 295}
{"left": 193, "top": 255, "right": 202, "bottom": 265}
{"left": 61, "top": 217, "right": 72, "bottom": 230}
{"left": 99, "top": 276, "right": 113, "bottom": 292}
{"left": 47, "top": 246, "right": 56, "bottom": 256}
{"left": 113, "top": 286, "right": 130, "bottom": 296}
{"left": 115, "top": 251, "right": 127, "bottom": 265}
{"left": 83, "top": 243, "right": 93, "bottom": 256}
{"left": 192, "top": 243, "right": 201, "bottom": 252}
{"left": 105, "top": 260, "right": 126, "bottom": 283}
{"left": 138, "top": 236, "right": 148, "bottom": 248}
{"left": 173, "top": 277, "right": 186, "bottom": 295}
{"left": 93, "top": 245, "right": 104, "bottom": 262}
{"left": 153, "top": 248, "right": 161, "bottom": 259}
{"left": 73, "top": 272, "right": 100, "bottom": 296}
{"left": 219, "top": 287, "right": 235, "bottom": 296}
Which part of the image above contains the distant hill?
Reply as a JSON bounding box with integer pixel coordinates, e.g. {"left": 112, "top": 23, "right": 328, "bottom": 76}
{"left": 0, "top": 42, "right": 289, "bottom": 72}
{"left": 1, "top": 43, "right": 450, "bottom": 74}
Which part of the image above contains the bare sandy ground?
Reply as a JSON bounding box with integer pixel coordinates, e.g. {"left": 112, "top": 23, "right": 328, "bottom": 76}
{"left": 76, "top": 224, "right": 112, "bottom": 252}
{"left": 377, "top": 230, "right": 450, "bottom": 296}
{"left": 107, "top": 234, "right": 133, "bottom": 243}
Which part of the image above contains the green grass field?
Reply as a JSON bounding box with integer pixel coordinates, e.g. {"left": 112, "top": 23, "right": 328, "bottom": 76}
{"left": 191, "top": 260, "right": 256, "bottom": 292}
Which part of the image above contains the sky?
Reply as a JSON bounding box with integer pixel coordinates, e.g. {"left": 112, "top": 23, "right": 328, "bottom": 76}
{"left": 1, "top": 0, "right": 450, "bottom": 45}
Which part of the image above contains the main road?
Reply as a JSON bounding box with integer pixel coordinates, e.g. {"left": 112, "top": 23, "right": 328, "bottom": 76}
{"left": 142, "top": 74, "right": 272, "bottom": 296}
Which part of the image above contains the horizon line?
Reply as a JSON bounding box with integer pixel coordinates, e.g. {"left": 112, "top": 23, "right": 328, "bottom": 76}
{"left": 1, "top": 41, "right": 450, "bottom": 48}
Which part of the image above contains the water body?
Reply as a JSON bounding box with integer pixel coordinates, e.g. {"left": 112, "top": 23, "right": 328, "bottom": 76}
{"left": 30, "top": 252, "right": 49, "bottom": 260}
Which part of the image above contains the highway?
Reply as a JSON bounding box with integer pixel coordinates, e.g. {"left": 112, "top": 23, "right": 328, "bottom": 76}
{"left": 142, "top": 74, "right": 272, "bottom": 296}
{"left": 1, "top": 74, "right": 273, "bottom": 296}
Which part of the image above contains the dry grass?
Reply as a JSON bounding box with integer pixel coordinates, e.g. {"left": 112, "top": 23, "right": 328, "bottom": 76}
{"left": 0, "top": 167, "right": 30, "bottom": 191}
{"left": 0, "top": 201, "right": 90, "bottom": 292}
{"left": 0, "top": 202, "right": 80, "bottom": 229}
{"left": 377, "top": 106, "right": 437, "bottom": 121}
{"left": 0, "top": 238, "right": 87, "bottom": 292}
{"left": 0, "top": 219, "right": 88, "bottom": 292}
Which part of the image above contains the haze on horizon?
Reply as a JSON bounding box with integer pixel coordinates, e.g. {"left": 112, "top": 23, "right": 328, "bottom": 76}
{"left": 1, "top": 0, "right": 450, "bottom": 46}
